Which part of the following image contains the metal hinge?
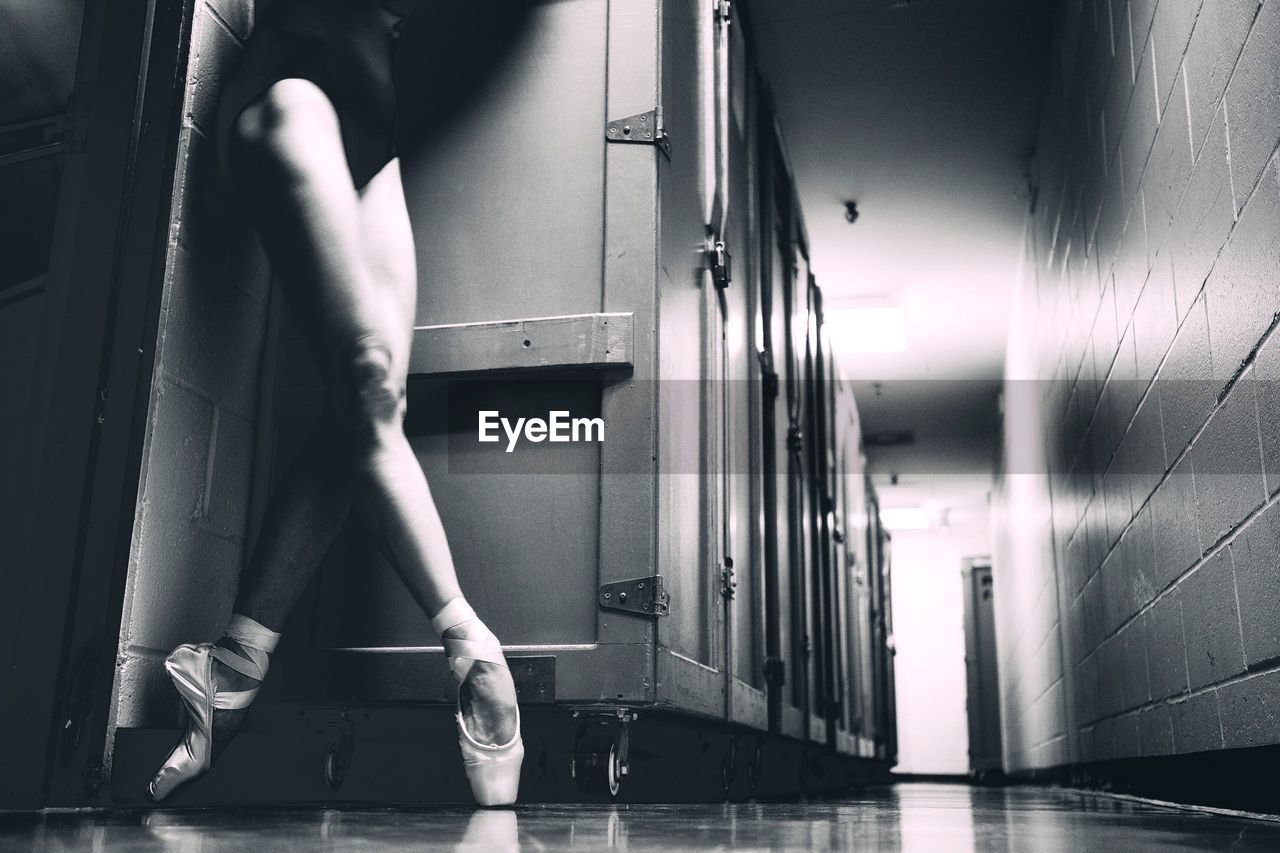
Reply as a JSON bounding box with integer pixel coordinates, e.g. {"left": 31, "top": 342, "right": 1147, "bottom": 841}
{"left": 600, "top": 575, "right": 670, "bottom": 616}
{"left": 758, "top": 350, "right": 778, "bottom": 399}
{"left": 605, "top": 109, "right": 671, "bottom": 159}
{"left": 710, "top": 240, "right": 731, "bottom": 288}
{"left": 786, "top": 423, "right": 802, "bottom": 453}
{"left": 720, "top": 557, "right": 736, "bottom": 600}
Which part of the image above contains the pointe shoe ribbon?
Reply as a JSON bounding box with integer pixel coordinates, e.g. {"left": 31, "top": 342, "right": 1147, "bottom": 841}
{"left": 431, "top": 598, "right": 524, "bottom": 806}
{"left": 147, "top": 616, "right": 278, "bottom": 802}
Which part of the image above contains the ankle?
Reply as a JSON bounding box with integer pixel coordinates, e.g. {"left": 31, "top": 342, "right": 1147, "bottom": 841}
{"left": 441, "top": 617, "right": 494, "bottom": 642}
{"left": 430, "top": 597, "right": 477, "bottom": 637}
{"left": 211, "top": 613, "right": 281, "bottom": 685}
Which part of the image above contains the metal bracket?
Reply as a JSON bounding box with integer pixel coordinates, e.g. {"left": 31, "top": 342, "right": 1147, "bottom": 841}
{"left": 508, "top": 655, "right": 556, "bottom": 704}
{"left": 605, "top": 109, "right": 671, "bottom": 159}
{"left": 600, "top": 575, "right": 670, "bottom": 616}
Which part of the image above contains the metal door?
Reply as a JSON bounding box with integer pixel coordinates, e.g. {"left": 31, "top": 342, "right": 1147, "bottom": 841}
{"left": 757, "top": 141, "right": 804, "bottom": 737}
{"left": 0, "top": 0, "right": 190, "bottom": 807}
{"left": 717, "top": 0, "right": 767, "bottom": 730}
{"left": 756, "top": 129, "right": 786, "bottom": 733}
{"left": 780, "top": 227, "right": 812, "bottom": 729}
{"left": 962, "top": 558, "right": 1001, "bottom": 776}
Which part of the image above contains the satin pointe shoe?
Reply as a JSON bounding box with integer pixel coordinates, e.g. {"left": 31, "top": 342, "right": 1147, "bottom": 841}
{"left": 147, "top": 615, "right": 279, "bottom": 802}
{"left": 431, "top": 598, "right": 524, "bottom": 807}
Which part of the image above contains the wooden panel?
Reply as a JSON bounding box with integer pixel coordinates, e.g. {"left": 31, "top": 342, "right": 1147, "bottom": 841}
{"left": 808, "top": 713, "right": 827, "bottom": 745}
{"left": 408, "top": 312, "right": 632, "bottom": 376}
{"left": 285, "top": 643, "right": 653, "bottom": 707}
{"left": 400, "top": 0, "right": 607, "bottom": 326}
{"left": 780, "top": 703, "right": 805, "bottom": 740}
{"left": 656, "top": 646, "right": 725, "bottom": 720}
{"left": 728, "top": 678, "right": 769, "bottom": 731}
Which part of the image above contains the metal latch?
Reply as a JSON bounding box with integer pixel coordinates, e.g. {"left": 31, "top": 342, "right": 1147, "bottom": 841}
{"left": 720, "top": 557, "right": 736, "bottom": 600}
{"left": 600, "top": 575, "right": 670, "bottom": 616}
{"left": 764, "top": 656, "right": 785, "bottom": 687}
{"left": 605, "top": 109, "right": 671, "bottom": 158}
{"left": 710, "top": 240, "right": 731, "bottom": 288}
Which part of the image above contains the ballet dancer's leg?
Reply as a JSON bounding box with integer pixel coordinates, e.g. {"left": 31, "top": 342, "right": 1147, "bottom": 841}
{"left": 234, "top": 80, "right": 517, "bottom": 749}
{"left": 149, "top": 79, "right": 517, "bottom": 801}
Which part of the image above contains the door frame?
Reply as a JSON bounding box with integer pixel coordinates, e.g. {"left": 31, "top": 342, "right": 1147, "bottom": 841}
{"left": 0, "top": 0, "right": 194, "bottom": 809}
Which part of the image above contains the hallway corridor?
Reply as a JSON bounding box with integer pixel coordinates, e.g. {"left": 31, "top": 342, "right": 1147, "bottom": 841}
{"left": 7, "top": 784, "right": 1280, "bottom": 852}
{"left": 9, "top": 0, "right": 1280, "bottom": 843}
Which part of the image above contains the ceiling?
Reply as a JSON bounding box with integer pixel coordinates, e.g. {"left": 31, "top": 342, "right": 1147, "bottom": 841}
{"left": 746, "top": 0, "right": 1054, "bottom": 514}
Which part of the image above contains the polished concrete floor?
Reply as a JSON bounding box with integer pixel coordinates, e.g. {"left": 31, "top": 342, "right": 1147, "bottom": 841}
{"left": 7, "top": 784, "right": 1280, "bottom": 851}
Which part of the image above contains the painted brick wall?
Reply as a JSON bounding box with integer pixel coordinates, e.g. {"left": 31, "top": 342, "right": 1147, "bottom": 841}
{"left": 110, "top": 0, "right": 270, "bottom": 731}
{"left": 995, "top": 0, "right": 1280, "bottom": 772}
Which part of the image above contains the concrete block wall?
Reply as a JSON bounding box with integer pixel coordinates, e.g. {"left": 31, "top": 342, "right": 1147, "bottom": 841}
{"left": 110, "top": 0, "right": 270, "bottom": 730}
{"left": 995, "top": 0, "right": 1280, "bottom": 772}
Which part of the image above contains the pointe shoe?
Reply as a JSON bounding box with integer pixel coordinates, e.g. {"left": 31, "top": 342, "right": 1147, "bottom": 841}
{"left": 432, "top": 599, "right": 524, "bottom": 806}
{"left": 146, "top": 643, "right": 262, "bottom": 801}
{"left": 457, "top": 703, "right": 525, "bottom": 807}
{"left": 147, "top": 615, "right": 277, "bottom": 802}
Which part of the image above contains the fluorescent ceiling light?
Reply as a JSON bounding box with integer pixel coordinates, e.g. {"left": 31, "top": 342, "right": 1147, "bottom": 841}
{"left": 880, "top": 507, "right": 929, "bottom": 530}
{"left": 825, "top": 305, "right": 907, "bottom": 353}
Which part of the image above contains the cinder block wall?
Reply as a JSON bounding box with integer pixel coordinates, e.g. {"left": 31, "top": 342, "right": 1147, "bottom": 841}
{"left": 110, "top": 0, "right": 270, "bottom": 731}
{"left": 995, "top": 0, "right": 1280, "bottom": 773}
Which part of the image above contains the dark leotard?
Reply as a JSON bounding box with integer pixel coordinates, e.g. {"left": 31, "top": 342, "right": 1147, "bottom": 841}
{"left": 216, "top": 0, "right": 534, "bottom": 191}
{"left": 216, "top": 0, "right": 418, "bottom": 190}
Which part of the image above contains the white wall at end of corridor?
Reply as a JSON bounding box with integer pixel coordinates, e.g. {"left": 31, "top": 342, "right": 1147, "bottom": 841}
{"left": 889, "top": 505, "right": 992, "bottom": 775}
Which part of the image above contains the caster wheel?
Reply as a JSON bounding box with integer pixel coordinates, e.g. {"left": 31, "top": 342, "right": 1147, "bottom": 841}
{"left": 324, "top": 745, "right": 348, "bottom": 791}
{"left": 574, "top": 740, "right": 622, "bottom": 797}
{"left": 572, "top": 710, "right": 634, "bottom": 798}
{"left": 721, "top": 735, "right": 739, "bottom": 795}
{"left": 746, "top": 739, "right": 764, "bottom": 792}
{"left": 323, "top": 715, "right": 356, "bottom": 792}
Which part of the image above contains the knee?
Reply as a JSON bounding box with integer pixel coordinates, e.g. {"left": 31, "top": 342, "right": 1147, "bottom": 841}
{"left": 332, "top": 337, "right": 406, "bottom": 444}
{"left": 231, "top": 79, "right": 337, "bottom": 173}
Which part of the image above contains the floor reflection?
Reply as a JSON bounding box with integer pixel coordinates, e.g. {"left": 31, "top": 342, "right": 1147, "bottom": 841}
{"left": 6, "top": 785, "right": 1280, "bottom": 851}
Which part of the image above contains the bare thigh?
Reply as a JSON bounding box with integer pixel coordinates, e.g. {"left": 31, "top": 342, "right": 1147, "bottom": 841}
{"left": 227, "top": 78, "right": 410, "bottom": 382}
{"left": 356, "top": 158, "right": 417, "bottom": 387}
